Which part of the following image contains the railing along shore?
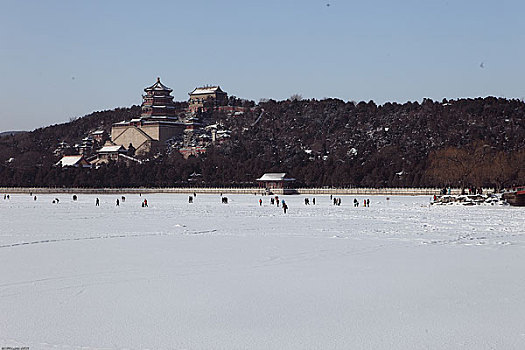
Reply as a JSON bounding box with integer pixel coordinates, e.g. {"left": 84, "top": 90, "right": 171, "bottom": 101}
{"left": 0, "top": 187, "right": 493, "bottom": 196}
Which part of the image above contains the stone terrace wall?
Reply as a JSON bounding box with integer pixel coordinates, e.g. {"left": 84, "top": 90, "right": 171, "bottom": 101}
{"left": 0, "top": 187, "right": 494, "bottom": 196}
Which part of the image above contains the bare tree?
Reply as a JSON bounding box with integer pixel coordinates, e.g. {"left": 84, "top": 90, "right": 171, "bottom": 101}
{"left": 289, "top": 94, "right": 302, "bottom": 101}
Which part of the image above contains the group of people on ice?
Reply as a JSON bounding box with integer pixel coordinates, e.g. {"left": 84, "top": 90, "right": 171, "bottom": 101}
{"left": 5, "top": 192, "right": 375, "bottom": 213}
{"left": 353, "top": 198, "right": 370, "bottom": 207}
{"left": 304, "top": 198, "right": 316, "bottom": 205}
{"left": 258, "top": 195, "right": 372, "bottom": 211}
{"left": 258, "top": 195, "right": 289, "bottom": 213}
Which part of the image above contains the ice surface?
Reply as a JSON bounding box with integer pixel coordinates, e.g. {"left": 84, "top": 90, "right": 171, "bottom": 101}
{"left": 1, "top": 194, "right": 524, "bottom": 349}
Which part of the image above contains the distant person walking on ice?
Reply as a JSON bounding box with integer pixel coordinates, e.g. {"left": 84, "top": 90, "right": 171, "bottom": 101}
{"left": 259, "top": 199, "right": 262, "bottom": 206}
{"left": 116, "top": 198, "right": 120, "bottom": 206}
{"left": 283, "top": 202, "right": 288, "bottom": 214}
{"left": 96, "top": 198, "right": 100, "bottom": 206}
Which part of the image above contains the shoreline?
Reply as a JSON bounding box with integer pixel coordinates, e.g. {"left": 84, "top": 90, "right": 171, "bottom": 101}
{"left": 0, "top": 187, "right": 486, "bottom": 196}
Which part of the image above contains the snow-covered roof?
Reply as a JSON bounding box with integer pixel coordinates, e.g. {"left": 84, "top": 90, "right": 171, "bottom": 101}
{"left": 119, "top": 154, "right": 142, "bottom": 164}
{"left": 91, "top": 130, "right": 104, "bottom": 135}
{"left": 151, "top": 105, "right": 170, "bottom": 109}
{"left": 144, "top": 77, "right": 173, "bottom": 92}
{"left": 257, "top": 173, "right": 295, "bottom": 182}
{"left": 56, "top": 155, "right": 85, "bottom": 167}
{"left": 189, "top": 86, "right": 224, "bottom": 95}
{"left": 97, "top": 145, "right": 126, "bottom": 153}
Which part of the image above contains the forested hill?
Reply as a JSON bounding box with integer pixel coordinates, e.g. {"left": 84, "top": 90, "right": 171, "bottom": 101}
{"left": 226, "top": 97, "right": 524, "bottom": 188}
{"left": 0, "top": 97, "right": 523, "bottom": 188}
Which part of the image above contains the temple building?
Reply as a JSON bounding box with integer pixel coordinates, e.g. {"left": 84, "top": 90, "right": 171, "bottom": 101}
{"left": 90, "top": 130, "right": 106, "bottom": 143}
{"left": 90, "top": 144, "right": 141, "bottom": 167}
{"left": 111, "top": 78, "right": 184, "bottom": 155}
{"left": 140, "top": 77, "right": 178, "bottom": 120}
{"left": 188, "top": 86, "right": 228, "bottom": 113}
{"left": 256, "top": 173, "right": 296, "bottom": 190}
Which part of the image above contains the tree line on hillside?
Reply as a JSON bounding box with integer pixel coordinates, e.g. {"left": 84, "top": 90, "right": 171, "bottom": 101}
{"left": 0, "top": 96, "right": 523, "bottom": 188}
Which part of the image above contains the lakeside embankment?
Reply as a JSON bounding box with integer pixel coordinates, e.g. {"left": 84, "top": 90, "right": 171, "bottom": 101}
{"left": 0, "top": 187, "right": 493, "bottom": 196}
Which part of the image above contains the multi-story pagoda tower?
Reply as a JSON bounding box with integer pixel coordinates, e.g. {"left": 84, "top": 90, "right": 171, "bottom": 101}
{"left": 140, "top": 77, "right": 177, "bottom": 120}
{"left": 111, "top": 77, "right": 184, "bottom": 155}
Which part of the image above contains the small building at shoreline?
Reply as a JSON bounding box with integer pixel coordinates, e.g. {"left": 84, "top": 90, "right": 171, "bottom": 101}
{"left": 256, "top": 173, "right": 296, "bottom": 190}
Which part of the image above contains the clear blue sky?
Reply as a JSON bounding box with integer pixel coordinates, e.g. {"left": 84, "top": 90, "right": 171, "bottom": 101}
{"left": 1, "top": 0, "right": 524, "bottom": 131}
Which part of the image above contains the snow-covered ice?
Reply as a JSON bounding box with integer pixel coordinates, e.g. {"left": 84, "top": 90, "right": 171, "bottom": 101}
{"left": 1, "top": 193, "right": 524, "bottom": 349}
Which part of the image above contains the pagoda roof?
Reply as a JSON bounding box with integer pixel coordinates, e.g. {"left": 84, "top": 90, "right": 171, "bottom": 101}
{"left": 257, "top": 173, "right": 296, "bottom": 182}
{"left": 144, "top": 77, "right": 173, "bottom": 93}
{"left": 189, "top": 86, "right": 224, "bottom": 95}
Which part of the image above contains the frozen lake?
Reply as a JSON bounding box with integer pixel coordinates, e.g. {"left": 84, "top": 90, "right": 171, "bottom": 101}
{"left": 1, "top": 193, "right": 524, "bottom": 349}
